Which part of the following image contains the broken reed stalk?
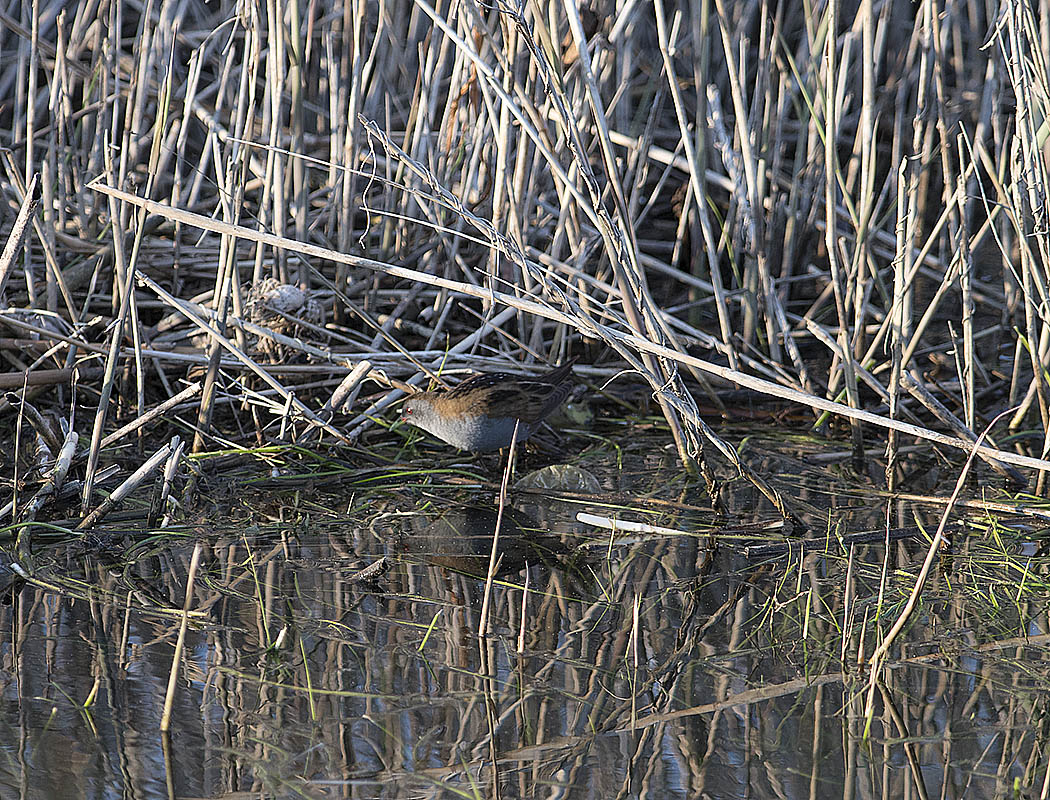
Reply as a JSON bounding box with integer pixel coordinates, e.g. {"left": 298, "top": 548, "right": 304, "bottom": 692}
{"left": 77, "top": 440, "right": 175, "bottom": 530}
{"left": 18, "top": 421, "right": 77, "bottom": 523}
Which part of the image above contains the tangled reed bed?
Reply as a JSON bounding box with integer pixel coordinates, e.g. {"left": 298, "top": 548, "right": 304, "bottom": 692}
{"left": 2, "top": 0, "right": 1050, "bottom": 531}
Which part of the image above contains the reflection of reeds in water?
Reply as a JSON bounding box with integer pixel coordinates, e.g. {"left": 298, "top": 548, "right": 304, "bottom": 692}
{"left": 2, "top": 450, "right": 1049, "bottom": 796}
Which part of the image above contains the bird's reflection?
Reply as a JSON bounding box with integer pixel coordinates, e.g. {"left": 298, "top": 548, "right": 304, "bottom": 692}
{"left": 397, "top": 504, "right": 577, "bottom": 580}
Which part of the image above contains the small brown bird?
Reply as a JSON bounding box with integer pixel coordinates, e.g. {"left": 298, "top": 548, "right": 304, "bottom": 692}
{"left": 401, "top": 360, "right": 576, "bottom": 452}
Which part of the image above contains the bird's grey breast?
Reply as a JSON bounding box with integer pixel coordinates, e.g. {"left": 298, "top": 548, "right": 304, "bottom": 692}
{"left": 443, "top": 415, "right": 532, "bottom": 451}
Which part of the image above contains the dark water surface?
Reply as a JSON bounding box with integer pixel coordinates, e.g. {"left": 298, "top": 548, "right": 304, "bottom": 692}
{"left": 2, "top": 428, "right": 1049, "bottom": 798}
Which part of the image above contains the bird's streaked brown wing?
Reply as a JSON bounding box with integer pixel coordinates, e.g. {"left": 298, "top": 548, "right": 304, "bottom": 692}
{"left": 440, "top": 361, "right": 576, "bottom": 422}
